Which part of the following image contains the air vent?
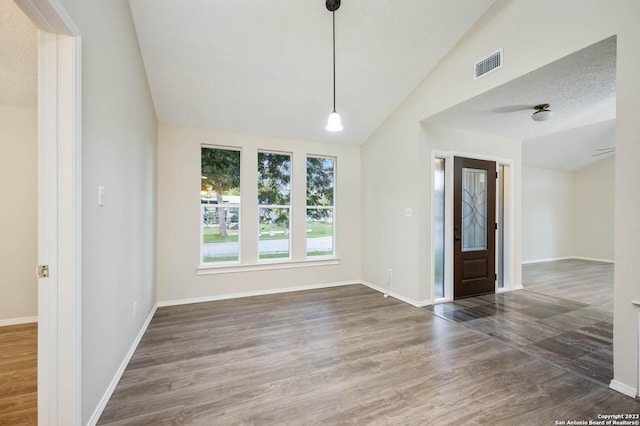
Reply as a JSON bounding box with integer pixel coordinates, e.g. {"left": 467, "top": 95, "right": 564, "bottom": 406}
{"left": 474, "top": 48, "right": 503, "bottom": 80}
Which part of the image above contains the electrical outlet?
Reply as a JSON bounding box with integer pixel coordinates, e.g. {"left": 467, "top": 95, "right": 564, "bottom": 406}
{"left": 133, "top": 301, "right": 137, "bottom": 317}
{"left": 388, "top": 268, "right": 393, "bottom": 278}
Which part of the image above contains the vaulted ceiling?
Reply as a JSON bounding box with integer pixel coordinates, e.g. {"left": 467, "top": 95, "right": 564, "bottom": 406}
{"left": 3, "top": 1, "right": 616, "bottom": 171}
{"left": 128, "top": 0, "right": 496, "bottom": 145}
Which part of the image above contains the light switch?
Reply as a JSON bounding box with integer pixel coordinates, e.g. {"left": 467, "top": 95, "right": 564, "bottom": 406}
{"left": 98, "top": 185, "right": 105, "bottom": 206}
{"left": 404, "top": 208, "right": 412, "bottom": 217}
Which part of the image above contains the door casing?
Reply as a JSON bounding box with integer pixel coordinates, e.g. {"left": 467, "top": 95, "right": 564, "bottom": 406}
{"left": 430, "top": 150, "right": 517, "bottom": 303}
{"left": 14, "top": 0, "right": 82, "bottom": 423}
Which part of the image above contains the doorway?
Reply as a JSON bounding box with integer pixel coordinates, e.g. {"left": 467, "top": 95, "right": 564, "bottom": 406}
{"left": 431, "top": 151, "right": 513, "bottom": 303}
{"left": 13, "top": 0, "right": 82, "bottom": 423}
{"left": 453, "top": 157, "right": 496, "bottom": 299}
{"left": 0, "top": 2, "right": 39, "bottom": 423}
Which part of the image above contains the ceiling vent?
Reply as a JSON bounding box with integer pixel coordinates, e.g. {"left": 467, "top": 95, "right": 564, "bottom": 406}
{"left": 474, "top": 48, "right": 503, "bottom": 80}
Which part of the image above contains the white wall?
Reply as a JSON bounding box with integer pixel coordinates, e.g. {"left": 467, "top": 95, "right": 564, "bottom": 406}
{"left": 157, "top": 123, "right": 361, "bottom": 303}
{"left": 521, "top": 158, "right": 615, "bottom": 263}
{"left": 361, "top": 0, "right": 640, "bottom": 392}
{"left": 55, "top": 0, "right": 158, "bottom": 422}
{"left": 573, "top": 156, "right": 615, "bottom": 261}
{"left": 0, "top": 104, "right": 37, "bottom": 323}
{"left": 522, "top": 167, "right": 573, "bottom": 263}
{"left": 362, "top": 121, "right": 522, "bottom": 306}
{"left": 423, "top": 124, "right": 521, "bottom": 302}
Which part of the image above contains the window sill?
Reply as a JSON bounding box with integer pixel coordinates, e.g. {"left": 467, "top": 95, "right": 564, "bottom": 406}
{"left": 197, "top": 257, "right": 340, "bottom": 275}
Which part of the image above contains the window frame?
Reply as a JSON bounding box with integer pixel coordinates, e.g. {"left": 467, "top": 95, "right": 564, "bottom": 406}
{"left": 200, "top": 144, "right": 242, "bottom": 266}
{"left": 305, "top": 155, "right": 336, "bottom": 259}
{"left": 257, "top": 150, "right": 293, "bottom": 262}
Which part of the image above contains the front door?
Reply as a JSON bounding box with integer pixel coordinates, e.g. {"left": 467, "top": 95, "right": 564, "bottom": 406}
{"left": 453, "top": 157, "right": 496, "bottom": 299}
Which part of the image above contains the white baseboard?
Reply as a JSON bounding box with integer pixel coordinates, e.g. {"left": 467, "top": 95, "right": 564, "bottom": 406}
{"left": 521, "top": 257, "right": 572, "bottom": 265}
{"left": 522, "top": 256, "right": 614, "bottom": 265}
{"left": 361, "top": 281, "right": 431, "bottom": 308}
{"left": 86, "top": 304, "right": 158, "bottom": 426}
{"left": 0, "top": 316, "right": 38, "bottom": 327}
{"left": 157, "top": 280, "right": 360, "bottom": 308}
{"left": 572, "top": 256, "right": 615, "bottom": 264}
{"left": 609, "top": 379, "right": 637, "bottom": 398}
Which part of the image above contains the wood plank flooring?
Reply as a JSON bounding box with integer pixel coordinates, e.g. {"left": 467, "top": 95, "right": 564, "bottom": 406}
{"left": 99, "top": 285, "right": 639, "bottom": 425}
{"left": 0, "top": 323, "right": 37, "bottom": 426}
{"left": 523, "top": 259, "right": 614, "bottom": 310}
{"left": 428, "top": 291, "right": 614, "bottom": 385}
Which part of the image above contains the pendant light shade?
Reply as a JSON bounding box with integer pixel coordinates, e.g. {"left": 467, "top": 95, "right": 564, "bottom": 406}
{"left": 325, "top": 0, "right": 343, "bottom": 132}
{"left": 326, "top": 111, "right": 343, "bottom": 131}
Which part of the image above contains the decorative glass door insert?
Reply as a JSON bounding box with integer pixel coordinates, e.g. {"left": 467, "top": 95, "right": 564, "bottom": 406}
{"left": 461, "top": 168, "right": 487, "bottom": 252}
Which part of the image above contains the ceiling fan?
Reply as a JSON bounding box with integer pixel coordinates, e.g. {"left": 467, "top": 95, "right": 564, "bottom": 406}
{"left": 592, "top": 147, "right": 616, "bottom": 157}
{"left": 494, "top": 103, "right": 553, "bottom": 121}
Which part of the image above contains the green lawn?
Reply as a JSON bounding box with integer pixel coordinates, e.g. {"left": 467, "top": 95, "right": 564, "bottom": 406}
{"left": 204, "top": 222, "right": 332, "bottom": 242}
{"left": 204, "top": 252, "right": 332, "bottom": 263}
{"left": 203, "top": 225, "right": 239, "bottom": 243}
{"left": 258, "top": 252, "right": 290, "bottom": 259}
{"left": 307, "top": 221, "right": 332, "bottom": 238}
{"left": 202, "top": 255, "right": 238, "bottom": 263}
{"left": 258, "top": 223, "right": 289, "bottom": 241}
{"left": 307, "top": 250, "right": 333, "bottom": 257}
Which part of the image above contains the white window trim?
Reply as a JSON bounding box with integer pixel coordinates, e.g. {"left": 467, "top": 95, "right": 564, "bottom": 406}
{"left": 258, "top": 150, "right": 293, "bottom": 262}
{"left": 305, "top": 155, "right": 336, "bottom": 259}
{"left": 200, "top": 145, "right": 242, "bottom": 265}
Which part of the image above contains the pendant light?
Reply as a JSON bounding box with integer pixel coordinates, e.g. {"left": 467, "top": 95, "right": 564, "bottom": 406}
{"left": 325, "top": 0, "right": 343, "bottom": 132}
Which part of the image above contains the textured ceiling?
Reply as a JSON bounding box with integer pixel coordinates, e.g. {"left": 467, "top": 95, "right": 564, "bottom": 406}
{"left": 425, "top": 36, "right": 617, "bottom": 171}
{"left": 523, "top": 120, "right": 615, "bottom": 172}
{"left": 0, "top": 0, "right": 38, "bottom": 107}
{"left": 128, "top": 0, "right": 496, "bottom": 145}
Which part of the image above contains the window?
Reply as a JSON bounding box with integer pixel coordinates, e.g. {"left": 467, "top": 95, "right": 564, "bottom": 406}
{"left": 258, "top": 151, "right": 291, "bottom": 260}
{"left": 434, "top": 158, "right": 445, "bottom": 299}
{"left": 201, "top": 146, "right": 241, "bottom": 264}
{"left": 306, "top": 156, "right": 335, "bottom": 257}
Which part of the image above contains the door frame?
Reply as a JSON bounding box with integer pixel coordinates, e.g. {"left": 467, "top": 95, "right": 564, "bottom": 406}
{"left": 430, "top": 150, "right": 515, "bottom": 302}
{"left": 14, "top": 0, "right": 82, "bottom": 424}
{"left": 453, "top": 156, "right": 497, "bottom": 299}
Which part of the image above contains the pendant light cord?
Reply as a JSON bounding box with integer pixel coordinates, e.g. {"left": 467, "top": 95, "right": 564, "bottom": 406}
{"left": 332, "top": 10, "right": 336, "bottom": 113}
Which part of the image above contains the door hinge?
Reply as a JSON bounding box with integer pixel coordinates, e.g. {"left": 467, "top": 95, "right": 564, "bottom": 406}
{"left": 495, "top": 273, "right": 497, "bottom": 281}
{"left": 37, "top": 265, "right": 49, "bottom": 279}
{"left": 495, "top": 222, "right": 498, "bottom": 230}
{"left": 496, "top": 171, "right": 499, "bottom": 178}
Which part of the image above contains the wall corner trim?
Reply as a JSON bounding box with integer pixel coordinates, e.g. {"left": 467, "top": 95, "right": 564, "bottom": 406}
{"left": 86, "top": 304, "right": 158, "bottom": 426}
{"left": 361, "top": 281, "right": 431, "bottom": 308}
{"left": 609, "top": 379, "right": 637, "bottom": 399}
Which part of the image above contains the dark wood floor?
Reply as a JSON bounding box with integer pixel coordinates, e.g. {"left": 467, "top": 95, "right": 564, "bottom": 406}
{"left": 99, "top": 285, "right": 638, "bottom": 425}
{"left": 0, "top": 323, "right": 37, "bottom": 426}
